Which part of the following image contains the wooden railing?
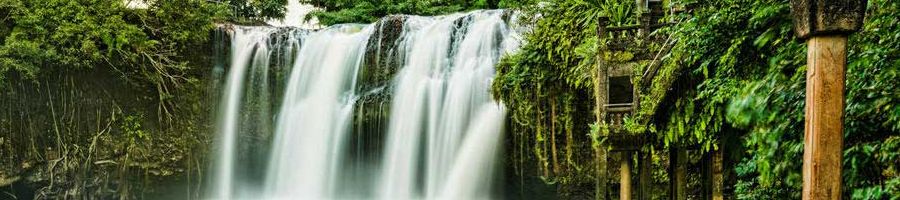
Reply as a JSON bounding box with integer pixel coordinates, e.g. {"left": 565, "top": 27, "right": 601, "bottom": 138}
{"left": 597, "top": 15, "right": 671, "bottom": 54}
{"left": 605, "top": 103, "right": 633, "bottom": 130}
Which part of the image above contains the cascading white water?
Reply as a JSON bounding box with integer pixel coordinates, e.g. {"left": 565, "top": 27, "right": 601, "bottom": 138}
{"left": 379, "top": 10, "right": 518, "bottom": 200}
{"left": 438, "top": 104, "right": 507, "bottom": 199}
{"left": 265, "top": 24, "right": 372, "bottom": 199}
{"left": 211, "top": 27, "right": 273, "bottom": 200}
{"left": 210, "top": 10, "right": 521, "bottom": 200}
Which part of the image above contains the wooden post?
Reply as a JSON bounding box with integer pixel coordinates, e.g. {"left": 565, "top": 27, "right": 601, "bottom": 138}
{"left": 790, "top": 0, "right": 865, "bottom": 199}
{"left": 711, "top": 149, "right": 724, "bottom": 200}
{"left": 701, "top": 149, "right": 724, "bottom": 200}
{"left": 803, "top": 35, "right": 847, "bottom": 200}
{"left": 701, "top": 152, "right": 711, "bottom": 200}
{"left": 670, "top": 148, "right": 687, "bottom": 200}
{"left": 598, "top": 17, "right": 609, "bottom": 39}
{"left": 595, "top": 16, "right": 610, "bottom": 200}
{"left": 638, "top": 150, "right": 651, "bottom": 200}
{"left": 597, "top": 146, "right": 609, "bottom": 200}
{"left": 620, "top": 152, "right": 632, "bottom": 200}
{"left": 640, "top": 15, "right": 651, "bottom": 39}
{"left": 676, "top": 148, "right": 687, "bottom": 200}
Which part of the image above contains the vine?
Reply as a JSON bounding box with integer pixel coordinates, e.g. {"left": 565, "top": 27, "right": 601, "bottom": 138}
{"left": 492, "top": 0, "right": 636, "bottom": 195}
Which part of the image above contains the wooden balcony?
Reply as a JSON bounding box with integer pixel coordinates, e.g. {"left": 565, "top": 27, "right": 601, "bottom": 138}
{"left": 605, "top": 103, "right": 633, "bottom": 130}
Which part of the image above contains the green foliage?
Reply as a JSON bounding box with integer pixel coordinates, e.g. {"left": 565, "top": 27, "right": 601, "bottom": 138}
{"left": 301, "top": 0, "right": 533, "bottom": 25}
{"left": 0, "top": 0, "right": 224, "bottom": 72}
{"left": 122, "top": 114, "right": 150, "bottom": 143}
{"left": 493, "top": 0, "right": 606, "bottom": 96}
{"left": 640, "top": 0, "right": 800, "bottom": 150}
{"left": 645, "top": 0, "right": 899, "bottom": 198}
{"left": 229, "top": 0, "right": 289, "bottom": 21}
{"left": 492, "top": 0, "right": 605, "bottom": 163}
{"left": 491, "top": 0, "right": 639, "bottom": 193}
{"left": 589, "top": 122, "right": 609, "bottom": 150}
{"left": 598, "top": 0, "right": 638, "bottom": 26}
{"left": 0, "top": 0, "right": 233, "bottom": 117}
{"left": 839, "top": 1, "right": 900, "bottom": 198}
{"left": 0, "top": 0, "right": 149, "bottom": 78}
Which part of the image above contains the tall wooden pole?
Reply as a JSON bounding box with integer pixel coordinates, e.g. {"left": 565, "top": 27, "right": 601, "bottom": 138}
{"left": 620, "top": 152, "right": 632, "bottom": 200}
{"left": 595, "top": 16, "right": 610, "bottom": 200}
{"left": 711, "top": 149, "right": 724, "bottom": 200}
{"left": 672, "top": 148, "right": 687, "bottom": 200}
{"left": 638, "top": 151, "right": 651, "bottom": 200}
{"left": 803, "top": 35, "right": 847, "bottom": 200}
{"left": 790, "top": 0, "right": 865, "bottom": 199}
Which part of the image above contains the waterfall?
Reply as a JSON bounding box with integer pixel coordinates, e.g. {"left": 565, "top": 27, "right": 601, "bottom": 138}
{"left": 211, "top": 27, "right": 275, "bottom": 199}
{"left": 265, "top": 24, "right": 372, "bottom": 199}
{"left": 210, "top": 10, "right": 521, "bottom": 200}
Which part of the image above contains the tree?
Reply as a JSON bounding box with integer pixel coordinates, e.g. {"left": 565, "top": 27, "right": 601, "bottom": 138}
{"left": 0, "top": 0, "right": 234, "bottom": 116}
{"left": 299, "top": 0, "right": 531, "bottom": 25}
{"left": 229, "top": 0, "right": 289, "bottom": 21}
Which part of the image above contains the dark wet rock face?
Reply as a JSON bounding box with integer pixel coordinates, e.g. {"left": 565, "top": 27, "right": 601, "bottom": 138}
{"left": 0, "top": 64, "right": 213, "bottom": 199}
{"left": 359, "top": 15, "right": 408, "bottom": 93}
{"left": 349, "top": 15, "right": 408, "bottom": 168}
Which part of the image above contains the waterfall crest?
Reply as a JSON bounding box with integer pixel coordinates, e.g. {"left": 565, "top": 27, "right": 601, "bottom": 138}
{"left": 210, "top": 10, "right": 521, "bottom": 200}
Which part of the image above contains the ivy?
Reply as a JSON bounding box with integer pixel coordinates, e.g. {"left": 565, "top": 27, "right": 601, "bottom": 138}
{"left": 647, "top": 0, "right": 899, "bottom": 198}
{"left": 491, "top": 0, "right": 637, "bottom": 194}
{"left": 493, "top": 0, "right": 900, "bottom": 199}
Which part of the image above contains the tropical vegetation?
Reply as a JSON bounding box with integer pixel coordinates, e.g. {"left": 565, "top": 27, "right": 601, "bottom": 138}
{"left": 1, "top": 0, "right": 897, "bottom": 199}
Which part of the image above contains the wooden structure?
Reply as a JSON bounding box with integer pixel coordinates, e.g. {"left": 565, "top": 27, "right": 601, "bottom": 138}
{"left": 596, "top": 1, "right": 726, "bottom": 200}
{"left": 790, "top": 0, "right": 866, "bottom": 199}
{"left": 595, "top": 1, "right": 665, "bottom": 200}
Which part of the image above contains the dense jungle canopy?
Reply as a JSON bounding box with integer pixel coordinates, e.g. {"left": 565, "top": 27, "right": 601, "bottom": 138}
{"left": 300, "top": 0, "right": 529, "bottom": 25}
{"left": 0, "top": 0, "right": 897, "bottom": 199}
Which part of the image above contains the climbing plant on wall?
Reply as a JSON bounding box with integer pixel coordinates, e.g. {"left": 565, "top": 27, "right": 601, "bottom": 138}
{"left": 639, "top": 0, "right": 899, "bottom": 198}
{"left": 490, "top": 0, "right": 897, "bottom": 197}
{"left": 491, "top": 0, "right": 640, "bottom": 196}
